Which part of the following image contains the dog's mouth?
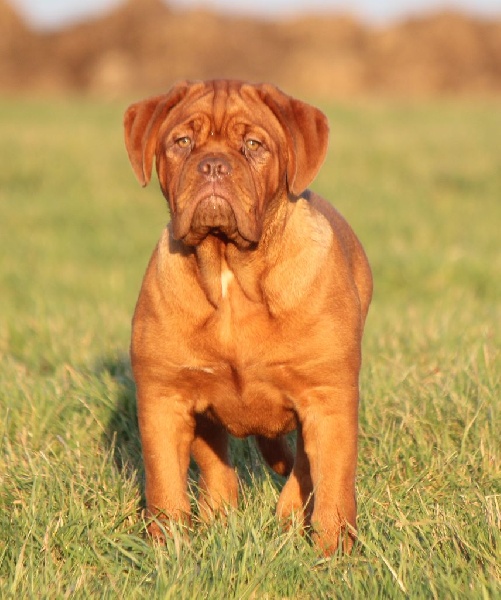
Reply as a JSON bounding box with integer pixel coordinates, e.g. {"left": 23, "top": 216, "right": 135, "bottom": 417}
{"left": 185, "top": 194, "right": 238, "bottom": 243}
{"left": 192, "top": 194, "right": 236, "bottom": 230}
{"left": 172, "top": 186, "right": 261, "bottom": 248}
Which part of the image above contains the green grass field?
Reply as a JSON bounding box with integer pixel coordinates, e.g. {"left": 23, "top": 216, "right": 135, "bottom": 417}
{"left": 0, "top": 96, "right": 500, "bottom": 598}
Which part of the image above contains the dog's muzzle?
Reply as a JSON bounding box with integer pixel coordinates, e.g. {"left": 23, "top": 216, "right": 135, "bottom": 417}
{"left": 170, "top": 153, "right": 262, "bottom": 247}
{"left": 191, "top": 194, "right": 239, "bottom": 238}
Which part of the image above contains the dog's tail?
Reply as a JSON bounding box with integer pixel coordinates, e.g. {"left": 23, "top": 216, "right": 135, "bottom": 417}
{"left": 255, "top": 436, "right": 294, "bottom": 477}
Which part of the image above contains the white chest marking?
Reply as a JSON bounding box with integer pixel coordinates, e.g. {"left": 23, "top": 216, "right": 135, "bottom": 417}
{"left": 221, "top": 267, "right": 234, "bottom": 298}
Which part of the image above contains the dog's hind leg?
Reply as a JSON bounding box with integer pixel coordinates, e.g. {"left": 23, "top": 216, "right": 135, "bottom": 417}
{"left": 276, "top": 427, "right": 314, "bottom": 528}
{"left": 255, "top": 435, "right": 294, "bottom": 477}
{"left": 192, "top": 414, "right": 239, "bottom": 520}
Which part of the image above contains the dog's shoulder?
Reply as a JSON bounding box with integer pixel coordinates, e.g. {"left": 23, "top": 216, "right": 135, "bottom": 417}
{"left": 140, "top": 227, "right": 211, "bottom": 314}
{"left": 260, "top": 193, "right": 334, "bottom": 314}
{"left": 261, "top": 190, "right": 369, "bottom": 315}
{"left": 304, "top": 190, "right": 370, "bottom": 272}
{"left": 303, "top": 190, "right": 353, "bottom": 245}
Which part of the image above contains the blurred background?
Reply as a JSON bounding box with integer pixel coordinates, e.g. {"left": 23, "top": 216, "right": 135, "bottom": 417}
{"left": 1, "top": 4, "right": 500, "bottom": 594}
{"left": 2, "top": 0, "right": 501, "bottom": 99}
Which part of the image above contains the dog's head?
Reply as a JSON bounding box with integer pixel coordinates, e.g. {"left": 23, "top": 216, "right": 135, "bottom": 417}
{"left": 124, "top": 80, "right": 329, "bottom": 248}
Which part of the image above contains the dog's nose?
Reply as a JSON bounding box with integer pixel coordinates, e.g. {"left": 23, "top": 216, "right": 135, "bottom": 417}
{"left": 198, "top": 156, "right": 232, "bottom": 178}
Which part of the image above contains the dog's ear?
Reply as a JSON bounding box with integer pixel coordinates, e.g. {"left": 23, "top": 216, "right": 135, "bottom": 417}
{"left": 124, "top": 82, "right": 191, "bottom": 186}
{"left": 254, "top": 84, "right": 329, "bottom": 196}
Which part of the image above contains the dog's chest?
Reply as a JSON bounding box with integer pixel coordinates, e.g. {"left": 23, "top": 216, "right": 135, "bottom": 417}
{"left": 190, "top": 267, "right": 301, "bottom": 437}
{"left": 208, "top": 264, "right": 272, "bottom": 351}
{"left": 220, "top": 265, "right": 234, "bottom": 299}
{"left": 192, "top": 357, "right": 299, "bottom": 438}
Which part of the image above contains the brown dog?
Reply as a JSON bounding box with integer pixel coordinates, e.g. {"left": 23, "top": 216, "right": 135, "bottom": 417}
{"left": 123, "top": 80, "right": 372, "bottom": 554}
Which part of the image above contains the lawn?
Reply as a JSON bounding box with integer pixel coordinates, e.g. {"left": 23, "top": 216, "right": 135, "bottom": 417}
{"left": 0, "top": 96, "right": 499, "bottom": 598}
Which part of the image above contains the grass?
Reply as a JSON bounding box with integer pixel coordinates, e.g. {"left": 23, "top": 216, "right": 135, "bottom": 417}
{"left": 0, "top": 95, "right": 500, "bottom": 598}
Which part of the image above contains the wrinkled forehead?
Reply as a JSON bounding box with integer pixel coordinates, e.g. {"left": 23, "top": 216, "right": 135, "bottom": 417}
{"left": 164, "top": 81, "right": 282, "bottom": 136}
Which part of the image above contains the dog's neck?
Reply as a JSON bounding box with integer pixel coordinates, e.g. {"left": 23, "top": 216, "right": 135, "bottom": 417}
{"left": 193, "top": 235, "right": 261, "bottom": 308}
{"left": 193, "top": 194, "right": 293, "bottom": 309}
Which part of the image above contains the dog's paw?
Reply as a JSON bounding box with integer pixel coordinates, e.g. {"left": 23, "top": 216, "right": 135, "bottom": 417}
{"left": 143, "top": 509, "right": 191, "bottom": 545}
{"left": 310, "top": 515, "right": 357, "bottom": 555}
{"left": 145, "top": 519, "right": 168, "bottom": 544}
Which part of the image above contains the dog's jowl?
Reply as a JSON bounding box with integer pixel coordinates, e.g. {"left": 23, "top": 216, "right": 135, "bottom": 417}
{"left": 123, "top": 79, "right": 372, "bottom": 554}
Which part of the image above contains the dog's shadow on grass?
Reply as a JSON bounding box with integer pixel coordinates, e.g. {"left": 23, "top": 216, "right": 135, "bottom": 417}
{"left": 99, "top": 353, "right": 289, "bottom": 511}
{"left": 98, "top": 354, "right": 144, "bottom": 494}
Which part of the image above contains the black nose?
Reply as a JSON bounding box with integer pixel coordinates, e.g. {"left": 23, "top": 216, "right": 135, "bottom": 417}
{"left": 197, "top": 156, "right": 232, "bottom": 178}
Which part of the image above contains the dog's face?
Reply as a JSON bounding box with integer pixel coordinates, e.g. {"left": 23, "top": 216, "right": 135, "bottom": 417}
{"left": 154, "top": 81, "right": 287, "bottom": 248}
{"left": 124, "top": 80, "right": 329, "bottom": 248}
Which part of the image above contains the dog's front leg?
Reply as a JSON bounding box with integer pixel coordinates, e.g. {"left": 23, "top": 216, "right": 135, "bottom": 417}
{"left": 299, "top": 386, "right": 359, "bottom": 554}
{"left": 136, "top": 385, "right": 195, "bottom": 540}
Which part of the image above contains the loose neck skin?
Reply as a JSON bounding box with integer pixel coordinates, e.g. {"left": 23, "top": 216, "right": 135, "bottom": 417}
{"left": 192, "top": 186, "right": 295, "bottom": 309}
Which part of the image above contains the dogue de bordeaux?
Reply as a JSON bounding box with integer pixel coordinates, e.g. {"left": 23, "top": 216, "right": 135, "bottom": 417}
{"left": 123, "top": 79, "right": 372, "bottom": 554}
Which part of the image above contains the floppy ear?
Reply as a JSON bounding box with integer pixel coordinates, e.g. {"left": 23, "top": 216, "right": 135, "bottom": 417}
{"left": 123, "top": 81, "right": 190, "bottom": 186}
{"left": 255, "top": 84, "right": 329, "bottom": 196}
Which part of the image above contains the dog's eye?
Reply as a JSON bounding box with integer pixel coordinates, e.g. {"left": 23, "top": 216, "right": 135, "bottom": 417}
{"left": 176, "top": 136, "right": 192, "bottom": 149}
{"left": 245, "top": 139, "right": 261, "bottom": 152}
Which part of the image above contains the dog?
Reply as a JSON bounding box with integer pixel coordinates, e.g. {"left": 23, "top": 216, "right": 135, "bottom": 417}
{"left": 123, "top": 80, "right": 372, "bottom": 554}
